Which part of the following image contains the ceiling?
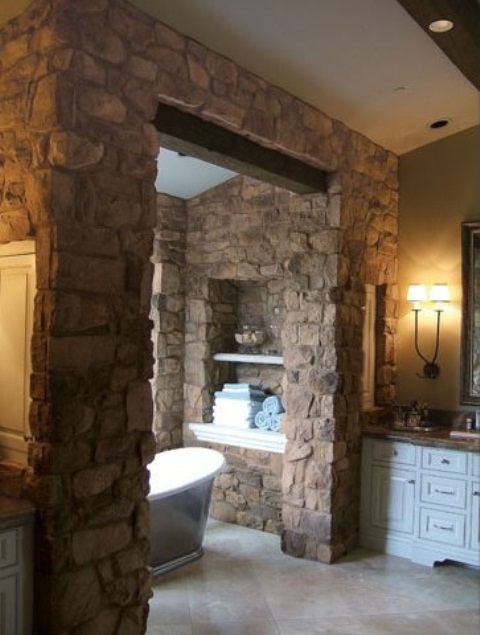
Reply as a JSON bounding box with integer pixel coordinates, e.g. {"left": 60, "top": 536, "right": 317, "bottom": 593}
{"left": 1, "top": 0, "right": 478, "bottom": 198}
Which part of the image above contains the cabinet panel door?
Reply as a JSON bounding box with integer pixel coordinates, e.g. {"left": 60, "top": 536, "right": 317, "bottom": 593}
{"left": 0, "top": 531, "right": 17, "bottom": 570}
{"left": 0, "top": 251, "right": 35, "bottom": 464}
{"left": 0, "top": 575, "right": 17, "bottom": 635}
{"left": 471, "top": 482, "right": 480, "bottom": 551}
{"left": 371, "top": 465, "right": 415, "bottom": 534}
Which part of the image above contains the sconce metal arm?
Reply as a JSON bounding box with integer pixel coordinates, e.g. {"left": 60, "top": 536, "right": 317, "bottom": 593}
{"left": 413, "top": 308, "right": 442, "bottom": 379}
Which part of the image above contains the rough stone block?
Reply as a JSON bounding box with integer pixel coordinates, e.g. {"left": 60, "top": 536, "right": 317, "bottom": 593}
{"left": 281, "top": 528, "right": 306, "bottom": 558}
{"left": 126, "top": 381, "right": 153, "bottom": 432}
{"left": 47, "top": 130, "right": 104, "bottom": 168}
{"left": 53, "top": 252, "right": 124, "bottom": 294}
{"left": 69, "top": 608, "right": 120, "bottom": 635}
{"left": 73, "top": 463, "right": 121, "bottom": 498}
{"left": 72, "top": 522, "right": 132, "bottom": 565}
{"left": 49, "top": 335, "right": 115, "bottom": 370}
{"left": 50, "top": 567, "right": 103, "bottom": 631}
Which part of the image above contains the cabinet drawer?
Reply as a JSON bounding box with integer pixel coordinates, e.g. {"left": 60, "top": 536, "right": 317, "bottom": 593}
{"left": 420, "top": 475, "right": 467, "bottom": 509}
{"left": 421, "top": 448, "right": 467, "bottom": 475}
{"left": 372, "top": 440, "right": 416, "bottom": 466}
{"left": 0, "top": 530, "right": 17, "bottom": 570}
{"left": 419, "top": 507, "right": 466, "bottom": 547}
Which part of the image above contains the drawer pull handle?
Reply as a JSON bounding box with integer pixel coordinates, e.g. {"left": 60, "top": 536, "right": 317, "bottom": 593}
{"left": 433, "top": 524, "right": 454, "bottom": 532}
{"left": 434, "top": 488, "right": 454, "bottom": 496}
{"left": 408, "top": 479, "right": 416, "bottom": 485}
{"left": 440, "top": 458, "right": 450, "bottom": 465}
{"left": 473, "top": 491, "right": 480, "bottom": 497}
{"left": 392, "top": 450, "right": 398, "bottom": 457}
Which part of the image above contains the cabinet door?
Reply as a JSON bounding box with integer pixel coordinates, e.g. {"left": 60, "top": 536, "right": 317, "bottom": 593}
{"left": 0, "top": 575, "right": 17, "bottom": 635}
{"left": 0, "top": 248, "right": 35, "bottom": 465}
{"left": 371, "top": 465, "right": 415, "bottom": 534}
{"left": 471, "top": 482, "right": 480, "bottom": 552}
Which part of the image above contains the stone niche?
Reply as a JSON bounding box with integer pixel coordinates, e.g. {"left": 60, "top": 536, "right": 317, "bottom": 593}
{"left": 184, "top": 272, "right": 288, "bottom": 534}
{"left": 185, "top": 276, "right": 286, "bottom": 422}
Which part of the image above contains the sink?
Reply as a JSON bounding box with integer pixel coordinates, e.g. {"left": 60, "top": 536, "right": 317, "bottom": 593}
{"left": 449, "top": 429, "right": 480, "bottom": 440}
{"left": 388, "top": 423, "right": 447, "bottom": 433}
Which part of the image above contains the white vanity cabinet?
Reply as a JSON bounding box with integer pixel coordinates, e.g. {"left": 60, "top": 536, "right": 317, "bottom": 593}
{"left": 361, "top": 437, "right": 480, "bottom": 567}
{"left": 470, "top": 455, "right": 480, "bottom": 553}
{"left": 360, "top": 439, "right": 417, "bottom": 559}
{"left": 0, "top": 499, "right": 34, "bottom": 635}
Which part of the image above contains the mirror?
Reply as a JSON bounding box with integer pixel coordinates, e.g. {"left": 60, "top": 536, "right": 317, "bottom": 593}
{"left": 461, "top": 221, "right": 480, "bottom": 405}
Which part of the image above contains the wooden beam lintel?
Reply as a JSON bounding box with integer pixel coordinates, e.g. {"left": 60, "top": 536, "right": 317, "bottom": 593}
{"left": 154, "top": 103, "right": 328, "bottom": 195}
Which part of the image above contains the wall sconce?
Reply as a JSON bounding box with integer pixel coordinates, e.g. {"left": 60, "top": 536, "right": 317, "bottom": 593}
{"left": 407, "top": 283, "right": 450, "bottom": 379}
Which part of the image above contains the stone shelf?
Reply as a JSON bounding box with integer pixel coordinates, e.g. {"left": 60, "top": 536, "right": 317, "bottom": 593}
{"left": 213, "top": 353, "right": 283, "bottom": 365}
{"left": 189, "top": 423, "right": 287, "bottom": 454}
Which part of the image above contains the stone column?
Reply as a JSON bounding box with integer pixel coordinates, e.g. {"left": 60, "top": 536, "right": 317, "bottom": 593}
{"left": 1, "top": 0, "right": 158, "bottom": 632}
{"left": 151, "top": 193, "right": 186, "bottom": 450}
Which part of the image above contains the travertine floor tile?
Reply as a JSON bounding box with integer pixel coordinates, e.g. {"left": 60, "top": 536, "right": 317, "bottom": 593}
{"left": 276, "top": 609, "right": 480, "bottom": 635}
{"left": 147, "top": 520, "right": 480, "bottom": 634}
{"left": 192, "top": 620, "right": 280, "bottom": 635}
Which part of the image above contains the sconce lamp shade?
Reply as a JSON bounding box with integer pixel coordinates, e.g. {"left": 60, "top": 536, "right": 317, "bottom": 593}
{"left": 430, "top": 283, "right": 450, "bottom": 303}
{"left": 407, "top": 281, "right": 450, "bottom": 380}
{"left": 407, "top": 284, "right": 427, "bottom": 303}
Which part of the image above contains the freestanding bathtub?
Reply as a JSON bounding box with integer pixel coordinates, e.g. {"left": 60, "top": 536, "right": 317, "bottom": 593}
{"left": 147, "top": 446, "right": 225, "bottom": 576}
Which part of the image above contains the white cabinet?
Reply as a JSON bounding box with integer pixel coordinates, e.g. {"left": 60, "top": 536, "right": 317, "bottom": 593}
{"left": 412, "top": 446, "right": 477, "bottom": 566}
{"left": 370, "top": 465, "right": 415, "bottom": 534}
{"left": 0, "top": 241, "right": 36, "bottom": 465}
{"left": 0, "top": 523, "right": 33, "bottom": 635}
{"left": 361, "top": 437, "right": 480, "bottom": 567}
{"left": 471, "top": 482, "right": 480, "bottom": 552}
{"left": 360, "top": 439, "right": 416, "bottom": 558}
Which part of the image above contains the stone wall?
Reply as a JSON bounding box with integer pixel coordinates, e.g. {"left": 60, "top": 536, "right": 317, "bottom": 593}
{"left": 0, "top": 0, "right": 398, "bottom": 631}
{"left": 0, "top": 1, "right": 158, "bottom": 632}
{"left": 210, "top": 446, "right": 283, "bottom": 534}
{"left": 151, "top": 193, "right": 186, "bottom": 450}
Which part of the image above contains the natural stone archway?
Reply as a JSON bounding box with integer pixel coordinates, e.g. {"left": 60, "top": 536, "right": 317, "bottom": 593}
{"left": 0, "top": 0, "right": 398, "bottom": 632}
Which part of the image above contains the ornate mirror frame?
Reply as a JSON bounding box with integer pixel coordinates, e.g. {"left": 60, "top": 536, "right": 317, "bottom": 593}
{"left": 460, "top": 221, "right": 480, "bottom": 405}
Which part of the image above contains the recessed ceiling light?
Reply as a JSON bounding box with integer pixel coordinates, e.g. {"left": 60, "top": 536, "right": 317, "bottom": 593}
{"left": 429, "top": 118, "right": 451, "bottom": 130}
{"left": 428, "top": 19, "right": 454, "bottom": 33}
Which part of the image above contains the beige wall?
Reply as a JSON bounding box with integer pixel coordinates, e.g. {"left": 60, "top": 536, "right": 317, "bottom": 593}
{"left": 396, "top": 126, "right": 480, "bottom": 411}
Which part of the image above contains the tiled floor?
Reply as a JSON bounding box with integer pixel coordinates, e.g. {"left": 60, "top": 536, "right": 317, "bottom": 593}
{"left": 147, "top": 519, "right": 480, "bottom": 635}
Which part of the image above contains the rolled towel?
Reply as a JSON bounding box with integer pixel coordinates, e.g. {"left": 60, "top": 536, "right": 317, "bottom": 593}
{"left": 270, "top": 413, "right": 283, "bottom": 432}
{"left": 254, "top": 411, "right": 271, "bottom": 431}
{"left": 263, "top": 395, "right": 283, "bottom": 416}
{"left": 223, "top": 383, "right": 263, "bottom": 393}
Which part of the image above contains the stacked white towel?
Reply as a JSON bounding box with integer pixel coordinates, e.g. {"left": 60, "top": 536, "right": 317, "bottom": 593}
{"left": 213, "top": 384, "right": 266, "bottom": 428}
{"left": 254, "top": 395, "right": 284, "bottom": 432}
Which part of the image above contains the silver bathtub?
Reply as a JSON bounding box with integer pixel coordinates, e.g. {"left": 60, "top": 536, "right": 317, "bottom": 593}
{"left": 148, "top": 446, "right": 225, "bottom": 576}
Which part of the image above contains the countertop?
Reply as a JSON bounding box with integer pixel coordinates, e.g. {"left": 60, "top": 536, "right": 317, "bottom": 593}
{"left": 0, "top": 495, "right": 35, "bottom": 530}
{"left": 362, "top": 423, "right": 480, "bottom": 453}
